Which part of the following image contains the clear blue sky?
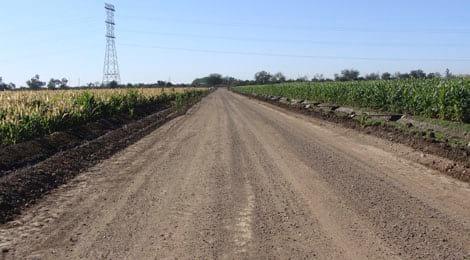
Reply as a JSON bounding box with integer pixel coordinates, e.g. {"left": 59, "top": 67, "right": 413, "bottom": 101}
{"left": 1, "top": 0, "right": 470, "bottom": 86}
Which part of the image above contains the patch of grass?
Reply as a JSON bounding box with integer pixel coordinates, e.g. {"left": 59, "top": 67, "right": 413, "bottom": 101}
{"left": 413, "top": 116, "right": 470, "bottom": 133}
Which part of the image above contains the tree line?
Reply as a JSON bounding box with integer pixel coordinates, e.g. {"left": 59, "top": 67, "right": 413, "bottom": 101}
{"left": 0, "top": 74, "right": 70, "bottom": 91}
{"left": 192, "top": 68, "right": 455, "bottom": 87}
{"left": 0, "top": 75, "right": 181, "bottom": 91}
{"left": 333, "top": 69, "right": 451, "bottom": 82}
{"left": 0, "top": 68, "right": 459, "bottom": 91}
{"left": 0, "top": 77, "right": 16, "bottom": 91}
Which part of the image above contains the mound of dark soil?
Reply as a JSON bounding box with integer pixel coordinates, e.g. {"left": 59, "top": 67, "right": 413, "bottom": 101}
{"left": 0, "top": 104, "right": 165, "bottom": 175}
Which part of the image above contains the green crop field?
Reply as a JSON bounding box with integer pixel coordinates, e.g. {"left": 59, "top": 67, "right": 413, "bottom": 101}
{"left": 0, "top": 88, "right": 207, "bottom": 145}
{"left": 234, "top": 78, "right": 470, "bottom": 123}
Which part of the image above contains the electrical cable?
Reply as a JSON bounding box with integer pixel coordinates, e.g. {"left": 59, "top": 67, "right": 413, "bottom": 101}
{"left": 118, "top": 43, "right": 470, "bottom": 62}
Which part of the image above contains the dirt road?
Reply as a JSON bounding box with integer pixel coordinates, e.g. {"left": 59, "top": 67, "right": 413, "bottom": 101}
{"left": 1, "top": 89, "right": 469, "bottom": 259}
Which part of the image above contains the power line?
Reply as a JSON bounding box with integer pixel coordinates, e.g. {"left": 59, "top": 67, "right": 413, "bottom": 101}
{"left": 0, "top": 47, "right": 95, "bottom": 63}
{"left": 118, "top": 43, "right": 470, "bottom": 62}
{"left": 121, "top": 15, "right": 470, "bottom": 35}
{"left": 0, "top": 17, "right": 99, "bottom": 35}
{"left": 120, "top": 29, "right": 468, "bottom": 48}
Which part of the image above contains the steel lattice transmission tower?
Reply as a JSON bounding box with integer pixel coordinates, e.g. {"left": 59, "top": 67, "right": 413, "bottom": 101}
{"left": 103, "top": 3, "right": 121, "bottom": 85}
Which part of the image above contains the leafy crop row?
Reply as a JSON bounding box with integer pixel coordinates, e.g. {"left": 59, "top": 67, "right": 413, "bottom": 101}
{"left": 234, "top": 79, "right": 470, "bottom": 123}
{"left": 0, "top": 88, "right": 207, "bottom": 145}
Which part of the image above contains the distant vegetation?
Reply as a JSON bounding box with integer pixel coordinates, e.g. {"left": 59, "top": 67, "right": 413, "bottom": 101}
{"left": 192, "top": 74, "right": 238, "bottom": 86}
{"left": 0, "top": 75, "right": 184, "bottom": 91}
{"left": 234, "top": 78, "right": 470, "bottom": 123}
{"left": 247, "top": 69, "right": 451, "bottom": 85}
{"left": 1, "top": 68, "right": 458, "bottom": 90}
{"left": 191, "top": 68, "right": 455, "bottom": 88}
{"left": 0, "top": 77, "right": 15, "bottom": 91}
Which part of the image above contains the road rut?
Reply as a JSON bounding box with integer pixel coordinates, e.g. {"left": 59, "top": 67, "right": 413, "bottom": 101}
{"left": 1, "top": 89, "right": 469, "bottom": 259}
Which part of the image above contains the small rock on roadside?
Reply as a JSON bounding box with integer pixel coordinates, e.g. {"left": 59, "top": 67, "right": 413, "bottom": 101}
{"left": 336, "top": 107, "right": 355, "bottom": 115}
{"left": 290, "top": 99, "right": 302, "bottom": 105}
{"left": 31, "top": 222, "right": 43, "bottom": 228}
{"left": 7, "top": 220, "right": 22, "bottom": 228}
{"left": 279, "top": 97, "right": 289, "bottom": 104}
{"left": 0, "top": 243, "right": 11, "bottom": 253}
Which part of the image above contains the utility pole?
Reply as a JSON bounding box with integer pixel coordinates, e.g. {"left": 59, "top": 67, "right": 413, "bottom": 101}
{"left": 103, "top": 3, "right": 121, "bottom": 86}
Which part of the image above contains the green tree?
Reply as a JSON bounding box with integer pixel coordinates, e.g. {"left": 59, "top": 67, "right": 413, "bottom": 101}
{"left": 381, "top": 72, "right": 392, "bottom": 80}
{"left": 26, "top": 74, "right": 46, "bottom": 90}
{"left": 108, "top": 80, "right": 119, "bottom": 88}
{"left": 207, "top": 73, "right": 223, "bottom": 86}
{"left": 426, "top": 72, "right": 441, "bottom": 79}
{"left": 255, "top": 71, "right": 272, "bottom": 84}
{"left": 222, "top": 76, "right": 239, "bottom": 86}
{"left": 0, "top": 77, "right": 7, "bottom": 91}
{"left": 335, "top": 69, "right": 360, "bottom": 81}
{"left": 365, "top": 73, "right": 380, "bottom": 80}
{"left": 192, "top": 74, "right": 224, "bottom": 86}
{"left": 394, "top": 72, "right": 410, "bottom": 79}
{"left": 59, "top": 78, "right": 69, "bottom": 89}
{"left": 409, "top": 70, "right": 426, "bottom": 79}
{"left": 296, "top": 76, "right": 309, "bottom": 82}
{"left": 47, "top": 78, "right": 60, "bottom": 89}
{"left": 156, "top": 81, "right": 166, "bottom": 87}
{"left": 0, "top": 77, "right": 15, "bottom": 90}
{"left": 272, "top": 72, "right": 286, "bottom": 83}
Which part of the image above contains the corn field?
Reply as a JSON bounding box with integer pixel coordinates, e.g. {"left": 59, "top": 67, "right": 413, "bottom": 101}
{"left": 234, "top": 78, "right": 470, "bottom": 123}
{"left": 0, "top": 88, "right": 207, "bottom": 145}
